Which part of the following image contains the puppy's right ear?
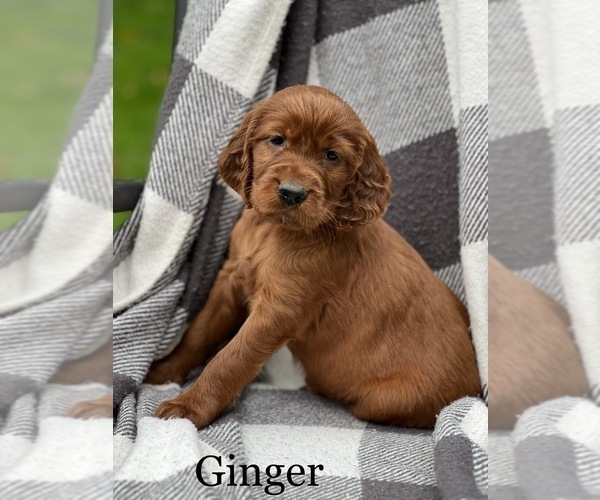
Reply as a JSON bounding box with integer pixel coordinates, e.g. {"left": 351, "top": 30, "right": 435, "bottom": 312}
{"left": 218, "top": 108, "right": 259, "bottom": 208}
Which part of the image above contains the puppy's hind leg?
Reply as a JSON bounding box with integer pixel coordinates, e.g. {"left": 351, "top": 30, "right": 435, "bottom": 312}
{"left": 349, "top": 380, "right": 438, "bottom": 429}
{"left": 145, "top": 265, "right": 246, "bottom": 385}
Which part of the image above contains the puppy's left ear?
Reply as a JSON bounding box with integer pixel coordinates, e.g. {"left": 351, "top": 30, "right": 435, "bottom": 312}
{"left": 337, "top": 134, "right": 392, "bottom": 227}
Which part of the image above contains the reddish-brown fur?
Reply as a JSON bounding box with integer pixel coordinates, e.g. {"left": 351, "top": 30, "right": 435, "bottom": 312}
{"left": 147, "top": 86, "right": 481, "bottom": 429}
{"left": 488, "top": 254, "right": 588, "bottom": 428}
{"left": 50, "top": 340, "right": 113, "bottom": 419}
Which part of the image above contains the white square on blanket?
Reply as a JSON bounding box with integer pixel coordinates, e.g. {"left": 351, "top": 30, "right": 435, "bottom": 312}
{"left": 460, "top": 401, "right": 488, "bottom": 453}
{"left": 550, "top": 0, "right": 600, "bottom": 109}
{"left": 437, "top": 0, "right": 488, "bottom": 123}
{"left": 555, "top": 400, "right": 600, "bottom": 455}
{"left": 115, "top": 417, "right": 215, "bottom": 482}
{"left": 3, "top": 417, "right": 112, "bottom": 482}
{"left": 242, "top": 424, "right": 365, "bottom": 478}
{"left": 195, "top": 0, "right": 291, "bottom": 99}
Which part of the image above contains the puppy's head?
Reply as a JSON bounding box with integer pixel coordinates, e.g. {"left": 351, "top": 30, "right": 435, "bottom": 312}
{"left": 218, "top": 86, "right": 391, "bottom": 231}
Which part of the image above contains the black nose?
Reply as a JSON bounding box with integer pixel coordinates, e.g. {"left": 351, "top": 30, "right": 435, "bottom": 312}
{"left": 278, "top": 183, "right": 307, "bottom": 206}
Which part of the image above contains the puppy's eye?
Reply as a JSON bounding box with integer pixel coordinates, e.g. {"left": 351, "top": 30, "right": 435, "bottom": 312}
{"left": 270, "top": 135, "right": 285, "bottom": 146}
{"left": 325, "top": 150, "right": 339, "bottom": 161}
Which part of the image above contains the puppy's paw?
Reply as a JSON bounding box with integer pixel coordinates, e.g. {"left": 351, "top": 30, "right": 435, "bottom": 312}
{"left": 144, "top": 361, "right": 186, "bottom": 385}
{"left": 154, "top": 396, "right": 214, "bottom": 429}
{"left": 66, "top": 394, "right": 112, "bottom": 419}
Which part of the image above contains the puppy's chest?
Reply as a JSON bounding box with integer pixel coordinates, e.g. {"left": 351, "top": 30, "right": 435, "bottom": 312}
{"left": 231, "top": 233, "right": 287, "bottom": 308}
{"left": 237, "top": 254, "right": 261, "bottom": 306}
{"left": 231, "top": 231, "right": 324, "bottom": 312}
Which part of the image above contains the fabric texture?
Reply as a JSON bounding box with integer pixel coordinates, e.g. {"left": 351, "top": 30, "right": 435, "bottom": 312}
{"left": 488, "top": 0, "right": 600, "bottom": 497}
{"left": 113, "top": 0, "right": 488, "bottom": 498}
{"left": 0, "top": 8, "right": 113, "bottom": 499}
{"left": 114, "top": 385, "right": 488, "bottom": 500}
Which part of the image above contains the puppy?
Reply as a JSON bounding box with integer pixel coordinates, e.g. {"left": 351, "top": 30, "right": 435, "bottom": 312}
{"left": 488, "top": 254, "right": 588, "bottom": 428}
{"left": 146, "top": 85, "right": 481, "bottom": 429}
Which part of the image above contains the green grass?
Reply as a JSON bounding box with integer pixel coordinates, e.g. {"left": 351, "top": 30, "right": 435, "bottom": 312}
{"left": 113, "top": 0, "right": 174, "bottom": 230}
{"left": 0, "top": 2, "right": 174, "bottom": 232}
{"left": 0, "top": 0, "right": 95, "bottom": 231}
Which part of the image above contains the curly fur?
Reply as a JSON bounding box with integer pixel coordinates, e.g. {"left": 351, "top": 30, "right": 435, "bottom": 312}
{"left": 147, "top": 86, "right": 481, "bottom": 429}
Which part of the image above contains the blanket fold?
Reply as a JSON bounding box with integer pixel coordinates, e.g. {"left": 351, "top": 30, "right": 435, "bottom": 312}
{"left": 488, "top": 0, "right": 600, "bottom": 498}
{"left": 0, "top": 3, "right": 113, "bottom": 497}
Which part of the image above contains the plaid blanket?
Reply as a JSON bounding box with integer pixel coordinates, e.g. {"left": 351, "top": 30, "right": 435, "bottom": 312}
{"left": 489, "top": 398, "right": 600, "bottom": 499}
{"left": 489, "top": 0, "right": 600, "bottom": 497}
{"left": 114, "top": 385, "right": 487, "bottom": 500}
{"left": 110, "top": 1, "right": 490, "bottom": 498}
{"left": 112, "top": 0, "right": 488, "bottom": 498}
{"left": 0, "top": 6, "right": 113, "bottom": 498}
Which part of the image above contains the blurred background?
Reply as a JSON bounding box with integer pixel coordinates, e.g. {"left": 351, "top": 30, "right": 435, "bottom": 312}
{"left": 0, "top": 0, "right": 95, "bottom": 231}
{"left": 0, "top": 1, "right": 176, "bottom": 231}
{"left": 113, "top": 0, "right": 174, "bottom": 229}
{"left": 1, "top": 1, "right": 113, "bottom": 496}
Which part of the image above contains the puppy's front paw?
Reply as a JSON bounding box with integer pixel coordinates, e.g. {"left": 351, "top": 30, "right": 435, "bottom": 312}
{"left": 144, "top": 361, "right": 186, "bottom": 385}
{"left": 67, "top": 394, "right": 112, "bottom": 419}
{"left": 154, "top": 396, "right": 215, "bottom": 429}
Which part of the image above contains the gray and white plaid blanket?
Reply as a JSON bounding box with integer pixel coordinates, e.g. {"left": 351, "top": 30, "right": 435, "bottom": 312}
{"left": 489, "top": 0, "right": 600, "bottom": 498}
{"left": 113, "top": 1, "right": 488, "bottom": 498}
{"left": 0, "top": 1, "right": 596, "bottom": 497}
{"left": 0, "top": 6, "right": 113, "bottom": 499}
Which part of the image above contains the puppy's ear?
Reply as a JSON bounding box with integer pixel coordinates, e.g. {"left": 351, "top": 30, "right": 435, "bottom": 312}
{"left": 337, "top": 133, "right": 391, "bottom": 227}
{"left": 218, "top": 107, "right": 259, "bottom": 208}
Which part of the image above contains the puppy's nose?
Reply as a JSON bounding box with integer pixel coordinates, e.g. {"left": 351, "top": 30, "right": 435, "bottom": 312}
{"left": 278, "top": 182, "right": 307, "bottom": 206}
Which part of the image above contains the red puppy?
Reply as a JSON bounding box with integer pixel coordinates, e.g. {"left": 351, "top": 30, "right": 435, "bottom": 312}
{"left": 146, "top": 85, "right": 481, "bottom": 429}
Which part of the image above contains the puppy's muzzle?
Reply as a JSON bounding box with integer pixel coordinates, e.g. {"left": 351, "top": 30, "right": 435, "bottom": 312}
{"left": 278, "top": 182, "right": 307, "bottom": 206}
